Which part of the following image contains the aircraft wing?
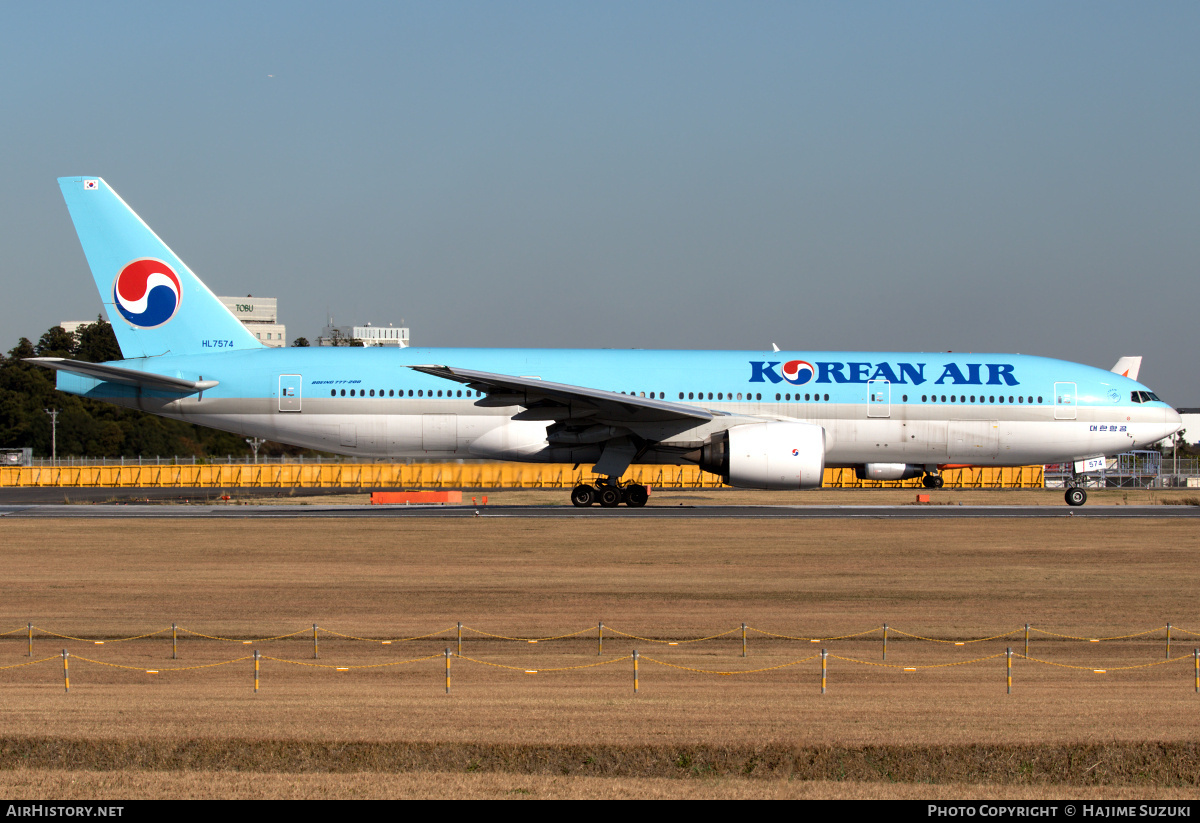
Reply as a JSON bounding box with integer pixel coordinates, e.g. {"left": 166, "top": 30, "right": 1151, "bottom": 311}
{"left": 27, "top": 357, "right": 219, "bottom": 393}
{"left": 409, "top": 365, "right": 716, "bottom": 424}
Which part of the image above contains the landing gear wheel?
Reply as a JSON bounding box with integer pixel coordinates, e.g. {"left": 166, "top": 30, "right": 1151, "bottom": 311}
{"left": 624, "top": 484, "right": 649, "bottom": 508}
{"left": 1065, "top": 487, "right": 1087, "bottom": 507}
{"left": 922, "top": 475, "right": 944, "bottom": 489}
{"left": 597, "top": 486, "right": 622, "bottom": 508}
{"left": 570, "top": 484, "right": 595, "bottom": 507}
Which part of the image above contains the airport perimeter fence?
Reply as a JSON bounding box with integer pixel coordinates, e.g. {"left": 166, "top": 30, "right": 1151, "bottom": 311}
{"left": 0, "top": 462, "right": 1046, "bottom": 489}
{"left": 5, "top": 620, "right": 1200, "bottom": 696}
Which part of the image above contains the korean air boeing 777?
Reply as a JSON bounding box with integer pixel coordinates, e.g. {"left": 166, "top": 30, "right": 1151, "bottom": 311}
{"left": 32, "top": 177, "right": 1182, "bottom": 507}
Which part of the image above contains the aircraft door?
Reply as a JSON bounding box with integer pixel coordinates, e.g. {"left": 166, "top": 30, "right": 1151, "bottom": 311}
{"left": 1054, "top": 382, "right": 1077, "bottom": 420}
{"left": 867, "top": 379, "right": 890, "bottom": 418}
{"left": 278, "top": 374, "right": 302, "bottom": 412}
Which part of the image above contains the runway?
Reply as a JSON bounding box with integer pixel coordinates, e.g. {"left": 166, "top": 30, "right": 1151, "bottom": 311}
{"left": 0, "top": 503, "right": 1196, "bottom": 518}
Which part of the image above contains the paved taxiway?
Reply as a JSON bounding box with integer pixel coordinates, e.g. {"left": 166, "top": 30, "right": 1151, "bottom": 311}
{"left": 1, "top": 504, "right": 1196, "bottom": 518}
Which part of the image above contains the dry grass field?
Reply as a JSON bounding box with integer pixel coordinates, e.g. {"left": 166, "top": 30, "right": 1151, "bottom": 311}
{"left": 0, "top": 514, "right": 1198, "bottom": 799}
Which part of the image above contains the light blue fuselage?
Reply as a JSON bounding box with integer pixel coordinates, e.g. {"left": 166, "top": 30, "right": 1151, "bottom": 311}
{"left": 55, "top": 346, "right": 1180, "bottom": 467}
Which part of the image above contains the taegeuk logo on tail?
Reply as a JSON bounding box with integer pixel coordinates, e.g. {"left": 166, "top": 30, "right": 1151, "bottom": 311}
{"left": 112, "top": 259, "right": 182, "bottom": 328}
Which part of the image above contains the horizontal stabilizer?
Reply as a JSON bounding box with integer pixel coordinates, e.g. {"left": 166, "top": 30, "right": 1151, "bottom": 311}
{"left": 27, "top": 357, "right": 219, "bottom": 393}
{"left": 1110, "top": 356, "right": 1142, "bottom": 381}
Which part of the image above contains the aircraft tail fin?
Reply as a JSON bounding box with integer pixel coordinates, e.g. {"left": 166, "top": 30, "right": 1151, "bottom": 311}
{"left": 57, "top": 177, "right": 262, "bottom": 359}
{"left": 1110, "top": 356, "right": 1142, "bottom": 381}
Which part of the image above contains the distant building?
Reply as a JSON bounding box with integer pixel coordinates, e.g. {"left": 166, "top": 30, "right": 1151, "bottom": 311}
{"left": 62, "top": 295, "right": 288, "bottom": 348}
{"left": 0, "top": 448, "right": 32, "bottom": 467}
{"left": 217, "top": 296, "right": 286, "bottom": 347}
{"left": 318, "top": 318, "right": 410, "bottom": 347}
{"left": 1178, "top": 409, "right": 1200, "bottom": 445}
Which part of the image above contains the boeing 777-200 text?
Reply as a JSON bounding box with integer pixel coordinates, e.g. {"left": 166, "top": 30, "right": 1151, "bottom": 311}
{"left": 31, "top": 177, "right": 1182, "bottom": 507}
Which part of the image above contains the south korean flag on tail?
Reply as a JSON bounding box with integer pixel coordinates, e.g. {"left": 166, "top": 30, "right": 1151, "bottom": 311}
{"left": 83, "top": 179, "right": 99, "bottom": 190}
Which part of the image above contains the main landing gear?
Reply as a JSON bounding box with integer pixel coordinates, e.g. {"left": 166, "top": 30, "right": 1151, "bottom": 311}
{"left": 571, "top": 479, "right": 650, "bottom": 508}
{"left": 921, "top": 474, "right": 944, "bottom": 489}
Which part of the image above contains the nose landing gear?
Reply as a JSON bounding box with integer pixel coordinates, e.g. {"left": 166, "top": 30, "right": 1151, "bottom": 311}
{"left": 1063, "top": 464, "right": 1089, "bottom": 506}
{"left": 570, "top": 479, "right": 650, "bottom": 508}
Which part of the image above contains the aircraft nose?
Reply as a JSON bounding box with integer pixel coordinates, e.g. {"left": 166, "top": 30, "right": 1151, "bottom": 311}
{"left": 1165, "top": 406, "right": 1183, "bottom": 439}
{"left": 1133, "top": 406, "right": 1182, "bottom": 448}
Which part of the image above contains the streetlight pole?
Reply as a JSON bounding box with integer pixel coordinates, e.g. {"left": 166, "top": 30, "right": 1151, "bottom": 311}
{"left": 43, "top": 408, "right": 57, "bottom": 466}
{"left": 245, "top": 437, "right": 264, "bottom": 463}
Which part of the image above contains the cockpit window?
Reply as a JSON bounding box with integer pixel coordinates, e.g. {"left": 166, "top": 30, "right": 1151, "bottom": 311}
{"left": 1131, "top": 391, "right": 1161, "bottom": 403}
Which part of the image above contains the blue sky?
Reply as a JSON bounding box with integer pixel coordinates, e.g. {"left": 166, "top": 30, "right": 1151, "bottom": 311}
{"left": 4, "top": 2, "right": 1198, "bottom": 402}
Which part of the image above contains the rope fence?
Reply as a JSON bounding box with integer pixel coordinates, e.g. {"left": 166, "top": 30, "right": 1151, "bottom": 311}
{"left": 6, "top": 620, "right": 1200, "bottom": 695}
{"left": 10, "top": 621, "right": 1200, "bottom": 654}
{"left": 9, "top": 621, "right": 1200, "bottom": 658}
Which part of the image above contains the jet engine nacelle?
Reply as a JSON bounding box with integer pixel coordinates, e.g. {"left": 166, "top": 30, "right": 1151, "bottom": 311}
{"left": 855, "top": 463, "right": 925, "bottom": 481}
{"left": 699, "top": 422, "right": 826, "bottom": 490}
